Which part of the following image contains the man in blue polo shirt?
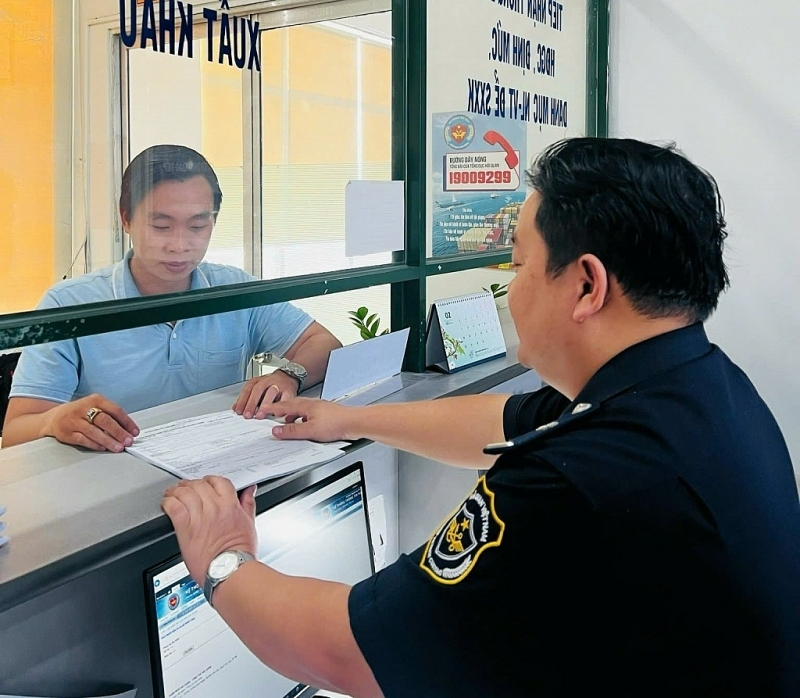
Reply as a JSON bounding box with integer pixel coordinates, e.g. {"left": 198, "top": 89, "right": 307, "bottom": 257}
{"left": 3, "top": 145, "right": 341, "bottom": 451}
{"left": 162, "top": 138, "right": 800, "bottom": 697}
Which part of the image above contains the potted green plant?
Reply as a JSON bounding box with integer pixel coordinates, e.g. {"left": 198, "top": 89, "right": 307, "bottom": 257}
{"left": 482, "top": 282, "right": 508, "bottom": 300}
{"left": 347, "top": 306, "right": 390, "bottom": 340}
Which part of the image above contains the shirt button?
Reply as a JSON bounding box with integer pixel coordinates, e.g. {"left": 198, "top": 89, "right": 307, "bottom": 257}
{"left": 172, "top": 333, "right": 178, "bottom": 339}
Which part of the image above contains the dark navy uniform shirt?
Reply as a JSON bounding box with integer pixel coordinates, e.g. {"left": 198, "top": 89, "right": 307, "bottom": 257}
{"left": 348, "top": 324, "right": 800, "bottom": 697}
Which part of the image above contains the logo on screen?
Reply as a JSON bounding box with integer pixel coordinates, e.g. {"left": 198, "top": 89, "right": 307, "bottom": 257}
{"left": 168, "top": 593, "right": 180, "bottom": 611}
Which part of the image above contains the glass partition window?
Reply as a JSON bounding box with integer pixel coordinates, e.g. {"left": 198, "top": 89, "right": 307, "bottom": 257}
{"left": 294, "top": 284, "right": 391, "bottom": 347}
{"left": 0, "top": 0, "right": 608, "bottom": 373}
{"left": 126, "top": 33, "right": 246, "bottom": 270}
{"left": 122, "top": 4, "right": 393, "bottom": 349}
{"left": 126, "top": 9, "right": 393, "bottom": 286}
{"left": 260, "top": 13, "right": 393, "bottom": 280}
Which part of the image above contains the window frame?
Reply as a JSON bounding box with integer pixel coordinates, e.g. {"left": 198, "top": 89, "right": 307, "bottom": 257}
{"left": 0, "top": 0, "right": 610, "bottom": 373}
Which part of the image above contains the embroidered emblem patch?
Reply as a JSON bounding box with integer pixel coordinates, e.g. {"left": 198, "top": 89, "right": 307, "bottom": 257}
{"left": 420, "top": 476, "right": 505, "bottom": 584}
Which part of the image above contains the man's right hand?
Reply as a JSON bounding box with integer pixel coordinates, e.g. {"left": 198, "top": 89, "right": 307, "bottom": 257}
{"left": 43, "top": 394, "right": 139, "bottom": 452}
{"left": 267, "top": 397, "right": 357, "bottom": 443}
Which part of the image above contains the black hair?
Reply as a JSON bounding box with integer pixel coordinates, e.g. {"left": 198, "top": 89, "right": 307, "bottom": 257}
{"left": 119, "top": 144, "right": 223, "bottom": 223}
{"left": 526, "top": 137, "right": 729, "bottom": 323}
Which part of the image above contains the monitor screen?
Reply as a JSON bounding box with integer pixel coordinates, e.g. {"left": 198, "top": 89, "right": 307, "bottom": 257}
{"left": 144, "top": 462, "right": 374, "bottom": 698}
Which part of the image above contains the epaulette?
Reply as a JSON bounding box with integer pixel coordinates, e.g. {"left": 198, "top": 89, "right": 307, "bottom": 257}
{"left": 483, "top": 401, "right": 599, "bottom": 455}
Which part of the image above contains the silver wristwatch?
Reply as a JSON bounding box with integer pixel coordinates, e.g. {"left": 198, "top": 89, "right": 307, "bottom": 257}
{"left": 277, "top": 360, "right": 308, "bottom": 392}
{"left": 203, "top": 550, "right": 255, "bottom": 606}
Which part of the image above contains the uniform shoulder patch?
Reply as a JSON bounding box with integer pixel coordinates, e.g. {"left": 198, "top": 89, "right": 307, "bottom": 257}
{"left": 420, "top": 476, "right": 505, "bottom": 584}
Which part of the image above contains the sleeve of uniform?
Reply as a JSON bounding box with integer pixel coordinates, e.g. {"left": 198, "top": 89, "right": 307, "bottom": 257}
{"left": 347, "top": 454, "right": 594, "bottom": 697}
{"left": 503, "top": 386, "right": 571, "bottom": 439}
{"left": 8, "top": 291, "right": 81, "bottom": 404}
{"left": 248, "top": 301, "right": 314, "bottom": 358}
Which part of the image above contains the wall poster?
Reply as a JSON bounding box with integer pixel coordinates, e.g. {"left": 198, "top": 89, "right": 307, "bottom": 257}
{"left": 428, "top": 0, "right": 588, "bottom": 256}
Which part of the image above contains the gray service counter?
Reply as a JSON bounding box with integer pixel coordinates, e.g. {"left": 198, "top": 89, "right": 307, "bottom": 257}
{"left": 0, "top": 354, "right": 539, "bottom": 697}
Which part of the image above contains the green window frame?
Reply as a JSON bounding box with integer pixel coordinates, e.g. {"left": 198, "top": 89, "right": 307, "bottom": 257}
{"left": 0, "top": 0, "right": 609, "bottom": 373}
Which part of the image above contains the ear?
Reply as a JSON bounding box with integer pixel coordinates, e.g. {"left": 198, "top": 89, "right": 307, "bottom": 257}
{"left": 120, "top": 207, "right": 132, "bottom": 234}
{"left": 572, "top": 254, "right": 609, "bottom": 323}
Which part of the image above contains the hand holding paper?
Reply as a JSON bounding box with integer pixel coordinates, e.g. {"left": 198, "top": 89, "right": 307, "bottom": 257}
{"left": 162, "top": 478, "right": 258, "bottom": 586}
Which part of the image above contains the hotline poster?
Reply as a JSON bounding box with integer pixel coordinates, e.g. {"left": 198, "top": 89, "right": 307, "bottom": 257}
{"left": 431, "top": 112, "right": 526, "bottom": 256}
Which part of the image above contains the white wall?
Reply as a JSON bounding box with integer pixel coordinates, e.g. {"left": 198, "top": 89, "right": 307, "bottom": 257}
{"left": 609, "top": 0, "right": 800, "bottom": 481}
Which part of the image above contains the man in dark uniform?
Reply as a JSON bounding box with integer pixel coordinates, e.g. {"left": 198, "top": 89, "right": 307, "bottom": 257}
{"left": 162, "top": 138, "right": 800, "bottom": 697}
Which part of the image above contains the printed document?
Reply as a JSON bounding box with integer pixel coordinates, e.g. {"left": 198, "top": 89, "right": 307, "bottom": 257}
{"left": 126, "top": 411, "right": 345, "bottom": 490}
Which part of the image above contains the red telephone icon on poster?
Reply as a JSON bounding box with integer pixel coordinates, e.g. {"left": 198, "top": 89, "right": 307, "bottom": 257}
{"left": 483, "top": 130, "right": 519, "bottom": 170}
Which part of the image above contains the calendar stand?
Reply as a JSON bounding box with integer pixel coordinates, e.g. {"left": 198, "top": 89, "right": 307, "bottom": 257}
{"left": 425, "top": 291, "right": 507, "bottom": 373}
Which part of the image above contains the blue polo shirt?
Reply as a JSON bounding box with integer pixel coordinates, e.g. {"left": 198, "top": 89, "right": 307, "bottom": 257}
{"left": 10, "top": 252, "right": 313, "bottom": 413}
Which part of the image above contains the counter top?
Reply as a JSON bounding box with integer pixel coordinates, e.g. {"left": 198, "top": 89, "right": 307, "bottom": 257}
{"left": 0, "top": 349, "right": 533, "bottom": 614}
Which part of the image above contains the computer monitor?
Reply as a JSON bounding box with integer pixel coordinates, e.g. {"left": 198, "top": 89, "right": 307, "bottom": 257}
{"left": 144, "top": 462, "right": 375, "bottom": 698}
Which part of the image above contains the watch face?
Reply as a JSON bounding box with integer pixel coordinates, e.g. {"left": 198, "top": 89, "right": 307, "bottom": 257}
{"left": 280, "top": 362, "right": 307, "bottom": 387}
{"left": 208, "top": 551, "right": 239, "bottom": 581}
{"left": 285, "top": 361, "right": 307, "bottom": 379}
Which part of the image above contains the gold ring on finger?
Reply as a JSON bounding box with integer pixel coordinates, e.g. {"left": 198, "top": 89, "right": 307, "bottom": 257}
{"left": 85, "top": 407, "right": 104, "bottom": 425}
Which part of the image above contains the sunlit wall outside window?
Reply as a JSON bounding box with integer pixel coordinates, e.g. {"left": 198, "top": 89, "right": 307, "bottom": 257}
{"left": 0, "top": 0, "right": 59, "bottom": 314}
{"left": 260, "top": 14, "right": 392, "bottom": 279}
{"left": 260, "top": 13, "right": 392, "bottom": 344}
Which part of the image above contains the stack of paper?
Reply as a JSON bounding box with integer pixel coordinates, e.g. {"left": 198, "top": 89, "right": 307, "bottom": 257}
{"left": 0, "top": 504, "right": 7, "bottom": 548}
{"left": 126, "top": 411, "right": 345, "bottom": 491}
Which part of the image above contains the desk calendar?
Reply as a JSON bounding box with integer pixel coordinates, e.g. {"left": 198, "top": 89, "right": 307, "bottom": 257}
{"left": 425, "top": 291, "right": 506, "bottom": 373}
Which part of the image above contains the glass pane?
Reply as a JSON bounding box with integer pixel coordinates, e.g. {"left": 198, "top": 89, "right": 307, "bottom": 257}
{"left": 127, "top": 30, "right": 245, "bottom": 269}
{"left": 253, "top": 282, "right": 391, "bottom": 380}
{"left": 259, "top": 12, "right": 394, "bottom": 280}
{"left": 295, "top": 285, "right": 392, "bottom": 347}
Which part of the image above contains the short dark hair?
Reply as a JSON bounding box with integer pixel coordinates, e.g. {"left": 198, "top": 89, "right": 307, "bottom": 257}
{"left": 119, "top": 144, "right": 223, "bottom": 223}
{"left": 526, "top": 137, "right": 729, "bottom": 323}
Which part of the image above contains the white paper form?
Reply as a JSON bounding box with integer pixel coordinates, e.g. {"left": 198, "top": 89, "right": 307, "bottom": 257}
{"left": 321, "top": 328, "right": 411, "bottom": 405}
{"left": 126, "top": 411, "right": 345, "bottom": 490}
{"left": 344, "top": 180, "right": 405, "bottom": 257}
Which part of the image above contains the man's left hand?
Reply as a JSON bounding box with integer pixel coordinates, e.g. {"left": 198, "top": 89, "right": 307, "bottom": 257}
{"left": 233, "top": 372, "right": 300, "bottom": 419}
{"left": 162, "top": 477, "right": 258, "bottom": 585}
